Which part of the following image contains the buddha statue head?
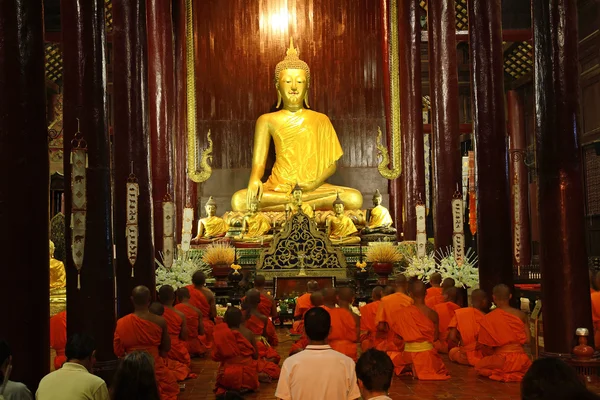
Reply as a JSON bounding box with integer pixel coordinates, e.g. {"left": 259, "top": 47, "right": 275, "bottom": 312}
{"left": 333, "top": 193, "right": 345, "bottom": 216}
{"left": 249, "top": 198, "right": 259, "bottom": 214}
{"left": 275, "top": 38, "right": 310, "bottom": 110}
{"left": 373, "top": 189, "right": 383, "bottom": 206}
{"left": 292, "top": 183, "right": 303, "bottom": 204}
{"left": 205, "top": 196, "right": 217, "bottom": 217}
{"left": 49, "top": 240, "right": 55, "bottom": 258}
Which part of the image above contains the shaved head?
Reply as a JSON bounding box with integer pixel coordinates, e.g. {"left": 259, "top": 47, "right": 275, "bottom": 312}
{"left": 323, "top": 288, "right": 338, "bottom": 305}
{"left": 410, "top": 280, "right": 427, "bottom": 300}
{"left": 471, "top": 289, "right": 488, "bottom": 311}
{"left": 442, "top": 277, "right": 455, "bottom": 289}
{"left": 338, "top": 287, "right": 355, "bottom": 303}
{"left": 310, "top": 291, "right": 324, "bottom": 307}
{"left": 192, "top": 270, "right": 206, "bottom": 286}
{"left": 224, "top": 307, "right": 242, "bottom": 328}
{"left": 177, "top": 287, "right": 190, "bottom": 301}
{"left": 493, "top": 284, "right": 511, "bottom": 301}
{"left": 372, "top": 286, "right": 383, "bottom": 301}
{"left": 307, "top": 280, "right": 319, "bottom": 292}
{"left": 245, "top": 289, "right": 260, "bottom": 306}
{"left": 254, "top": 275, "right": 266, "bottom": 288}
{"left": 158, "top": 285, "right": 175, "bottom": 305}
{"left": 443, "top": 286, "right": 458, "bottom": 303}
{"left": 383, "top": 286, "right": 395, "bottom": 296}
{"left": 430, "top": 272, "right": 442, "bottom": 285}
{"left": 132, "top": 285, "right": 151, "bottom": 307}
{"left": 395, "top": 274, "right": 408, "bottom": 293}
{"left": 149, "top": 301, "right": 164, "bottom": 316}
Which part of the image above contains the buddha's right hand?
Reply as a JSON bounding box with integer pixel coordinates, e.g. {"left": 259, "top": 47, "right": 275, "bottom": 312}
{"left": 246, "top": 179, "right": 263, "bottom": 207}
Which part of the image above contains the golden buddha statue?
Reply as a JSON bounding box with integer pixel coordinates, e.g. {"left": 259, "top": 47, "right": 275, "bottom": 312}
{"left": 363, "top": 189, "right": 397, "bottom": 235}
{"left": 235, "top": 199, "right": 272, "bottom": 242}
{"left": 326, "top": 194, "right": 361, "bottom": 245}
{"left": 49, "top": 240, "right": 66, "bottom": 289}
{"left": 231, "top": 39, "right": 363, "bottom": 212}
{"left": 287, "top": 183, "right": 314, "bottom": 218}
{"left": 191, "top": 197, "right": 228, "bottom": 244}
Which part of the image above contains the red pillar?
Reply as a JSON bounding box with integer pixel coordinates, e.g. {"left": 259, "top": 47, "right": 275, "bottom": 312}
{"left": 507, "top": 91, "right": 532, "bottom": 269}
{"left": 62, "top": 0, "right": 117, "bottom": 376}
{"left": 147, "top": 0, "right": 176, "bottom": 260}
{"left": 428, "top": 0, "right": 460, "bottom": 249}
{"left": 399, "top": 0, "right": 425, "bottom": 240}
{"left": 0, "top": 0, "right": 49, "bottom": 388}
{"left": 468, "top": 0, "right": 513, "bottom": 294}
{"left": 113, "top": 0, "right": 156, "bottom": 316}
{"left": 533, "top": 0, "right": 592, "bottom": 353}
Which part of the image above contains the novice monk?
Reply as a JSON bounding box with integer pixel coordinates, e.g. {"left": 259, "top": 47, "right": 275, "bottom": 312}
{"left": 448, "top": 289, "right": 488, "bottom": 366}
{"left": 394, "top": 281, "right": 450, "bottom": 380}
{"left": 174, "top": 287, "right": 206, "bottom": 357}
{"left": 291, "top": 280, "right": 319, "bottom": 334}
{"left": 592, "top": 287, "right": 600, "bottom": 349}
{"left": 243, "top": 289, "right": 279, "bottom": 347}
{"left": 475, "top": 284, "right": 532, "bottom": 382}
{"left": 253, "top": 275, "right": 277, "bottom": 319}
{"left": 426, "top": 273, "right": 443, "bottom": 304}
{"left": 322, "top": 288, "right": 359, "bottom": 361}
{"left": 433, "top": 286, "right": 461, "bottom": 353}
{"left": 289, "top": 291, "right": 324, "bottom": 355}
{"left": 114, "top": 286, "right": 179, "bottom": 400}
{"left": 186, "top": 271, "right": 216, "bottom": 349}
{"left": 360, "top": 286, "right": 383, "bottom": 351}
{"left": 50, "top": 310, "right": 67, "bottom": 369}
{"left": 212, "top": 307, "right": 261, "bottom": 395}
{"left": 426, "top": 277, "right": 455, "bottom": 308}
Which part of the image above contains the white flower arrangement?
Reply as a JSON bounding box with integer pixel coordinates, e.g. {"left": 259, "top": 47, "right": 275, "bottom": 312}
{"left": 436, "top": 246, "right": 479, "bottom": 289}
{"left": 404, "top": 252, "right": 438, "bottom": 282}
{"left": 155, "top": 250, "right": 212, "bottom": 289}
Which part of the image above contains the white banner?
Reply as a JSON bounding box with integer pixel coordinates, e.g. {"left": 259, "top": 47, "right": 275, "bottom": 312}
{"left": 181, "top": 207, "right": 194, "bottom": 253}
{"left": 452, "top": 198, "right": 465, "bottom": 262}
{"left": 71, "top": 148, "right": 87, "bottom": 289}
{"left": 416, "top": 204, "right": 427, "bottom": 258}
{"left": 126, "top": 182, "right": 139, "bottom": 271}
{"left": 163, "top": 201, "right": 175, "bottom": 268}
{"left": 424, "top": 134, "right": 431, "bottom": 214}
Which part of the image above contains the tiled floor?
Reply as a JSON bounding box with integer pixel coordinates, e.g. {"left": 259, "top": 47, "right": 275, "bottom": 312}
{"left": 178, "top": 328, "right": 595, "bottom": 400}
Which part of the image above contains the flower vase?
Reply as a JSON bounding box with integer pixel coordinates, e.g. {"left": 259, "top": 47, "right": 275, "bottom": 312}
{"left": 211, "top": 264, "right": 230, "bottom": 288}
{"left": 573, "top": 328, "right": 595, "bottom": 360}
{"left": 372, "top": 262, "right": 394, "bottom": 285}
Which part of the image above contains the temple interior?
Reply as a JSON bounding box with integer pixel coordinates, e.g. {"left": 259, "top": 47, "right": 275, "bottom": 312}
{"left": 2, "top": 0, "right": 600, "bottom": 399}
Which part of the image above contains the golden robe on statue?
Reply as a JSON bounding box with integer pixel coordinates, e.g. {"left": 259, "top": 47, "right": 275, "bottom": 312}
{"left": 201, "top": 216, "right": 228, "bottom": 238}
{"left": 50, "top": 258, "right": 66, "bottom": 289}
{"left": 368, "top": 205, "right": 393, "bottom": 229}
{"left": 329, "top": 215, "right": 358, "bottom": 239}
{"left": 245, "top": 213, "right": 271, "bottom": 238}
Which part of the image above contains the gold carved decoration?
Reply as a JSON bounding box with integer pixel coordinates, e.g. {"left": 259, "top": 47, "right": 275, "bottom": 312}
{"left": 376, "top": 0, "right": 402, "bottom": 180}
{"left": 257, "top": 210, "right": 346, "bottom": 270}
{"left": 185, "top": 0, "right": 212, "bottom": 183}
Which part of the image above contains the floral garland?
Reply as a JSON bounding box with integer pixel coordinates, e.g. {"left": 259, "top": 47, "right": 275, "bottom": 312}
{"left": 404, "top": 252, "right": 438, "bottom": 282}
{"left": 436, "top": 246, "right": 479, "bottom": 289}
{"left": 155, "top": 250, "right": 211, "bottom": 288}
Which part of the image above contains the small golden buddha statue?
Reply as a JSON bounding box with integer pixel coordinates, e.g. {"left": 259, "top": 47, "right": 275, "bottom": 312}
{"left": 191, "top": 197, "right": 228, "bottom": 244}
{"left": 288, "top": 183, "right": 314, "bottom": 218}
{"left": 231, "top": 39, "right": 363, "bottom": 212}
{"left": 235, "top": 199, "right": 272, "bottom": 242}
{"left": 326, "top": 194, "right": 361, "bottom": 245}
{"left": 363, "top": 189, "right": 396, "bottom": 235}
{"left": 49, "top": 240, "right": 66, "bottom": 289}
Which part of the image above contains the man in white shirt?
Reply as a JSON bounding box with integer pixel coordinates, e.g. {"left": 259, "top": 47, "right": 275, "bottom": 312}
{"left": 275, "top": 307, "right": 360, "bottom": 400}
{"left": 0, "top": 340, "right": 33, "bottom": 400}
{"left": 355, "top": 349, "right": 394, "bottom": 400}
{"left": 36, "top": 334, "right": 109, "bottom": 400}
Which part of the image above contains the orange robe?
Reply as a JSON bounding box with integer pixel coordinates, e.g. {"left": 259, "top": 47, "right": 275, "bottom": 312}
{"left": 425, "top": 287, "right": 445, "bottom": 309}
{"left": 243, "top": 315, "right": 280, "bottom": 380}
{"left": 50, "top": 311, "right": 67, "bottom": 370}
{"left": 245, "top": 313, "right": 278, "bottom": 347}
{"left": 291, "top": 292, "right": 312, "bottom": 334}
{"left": 591, "top": 291, "right": 600, "bottom": 349}
{"left": 375, "top": 292, "right": 413, "bottom": 370}
{"left": 162, "top": 307, "right": 191, "bottom": 381}
{"left": 359, "top": 300, "right": 381, "bottom": 351}
{"left": 475, "top": 309, "right": 532, "bottom": 382}
{"left": 114, "top": 314, "right": 179, "bottom": 400}
{"left": 448, "top": 308, "right": 485, "bottom": 366}
{"left": 174, "top": 303, "right": 206, "bottom": 356}
{"left": 186, "top": 284, "right": 215, "bottom": 349}
{"left": 392, "top": 306, "right": 450, "bottom": 380}
{"left": 212, "top": 323, "right": 259, "bottom": 395}
{"left": 324, "top": 306, "right": 358, "bottom": 361}
{"left": 433, "top": 301, "right": 461, "bottom": 353}
{"left": 289, "top": 335, "right": 309, "bottom": 355}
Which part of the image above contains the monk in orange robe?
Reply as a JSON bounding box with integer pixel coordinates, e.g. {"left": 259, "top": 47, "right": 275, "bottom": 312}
{"left": 186, "top": 271, "right": 216, "bottom": 349}
{"left": 590, "top": 270, "right": 597, "bottom": 294}
{"left": 426, "top": 277, "right": 455, "bottom": 309}
{"left": 391, "top": 281, "right": 450, "bottom": 380}
{"left": 322, "top": 288, "right": 359, "bottom": 361}
{"left": 114, "top": 286, "right": 179, "bottom": 400}
{"left": 212, "top": 307, "right": 261, "bottom": 395}
{"left": 289, "top": 291, "right": 324, "bottom": 355}
{"left": 175, "top": 287, "right": 206, "bottom": 357}
{"left": 50, "top": 310, "right": 67, "bottom": 369}
{"left": 425, "top": 272, "right": 443, "bottom": 304}
{"left": 290, "top": 280, "right": 320, "bottom": 335}
{"left": 592, "top": 289, "right": 600, "bottom": 349}
{"left": 475, "top": 284, "right": 532, "bottom": 382}
{"left": 448, "top": 289, "right": 488, "bottom": 366}
{"left": 253, "top": 275, "right": 278, "bottom": 319}
{"left": 433, "top": 286, "right": 461, "bottom": 353}
{"left": 360, "top": 286, "right": 383, "bottom": 351}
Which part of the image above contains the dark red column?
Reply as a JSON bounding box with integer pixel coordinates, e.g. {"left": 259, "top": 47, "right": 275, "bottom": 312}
{"left": 174, "top": 0, "right": 187, "bottom": 241}
{"left": 468, "top": 0, "right": 513, "bottom": 294}
{"left": 147, "top": 0, "right": 176, "bottom": 259}
{"left": 62, "top": 0, "right": 117, "bottom": 377}
{"left": 398, "top": 0, "right": 425, "bottom": 240}
{"left": 507, "top": 90, "right": 532, "bottom": 269}
{"left": 534, "top": 0, "right": 592, "bottom": 353}
{"left": 428, "top": 0, "right": 461, "bottom": 250}
{"left": 113, "top": 0, "right": 156, "bottom": 316}
{"left": 0, "top": 0, "right": 49, "bottom": 389}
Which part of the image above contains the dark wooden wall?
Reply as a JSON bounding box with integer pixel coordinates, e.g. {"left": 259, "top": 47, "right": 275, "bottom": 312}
{"left": 192, "top": 0, "right": 384, "bottom": 170}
